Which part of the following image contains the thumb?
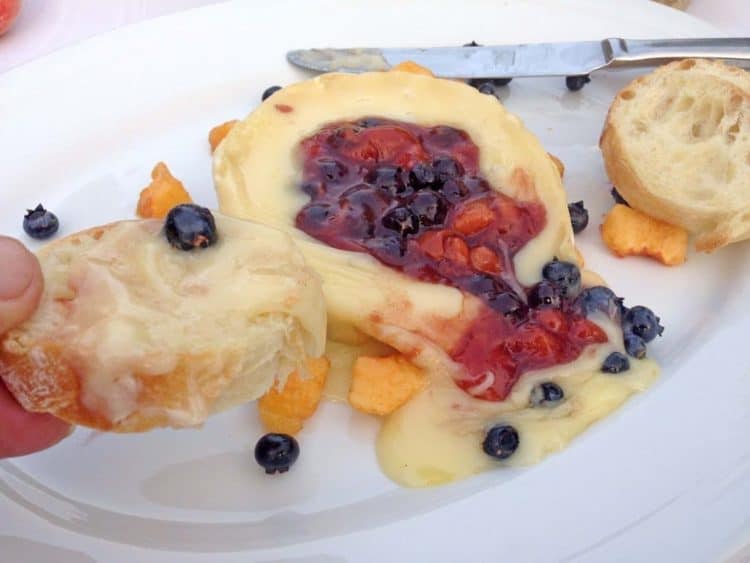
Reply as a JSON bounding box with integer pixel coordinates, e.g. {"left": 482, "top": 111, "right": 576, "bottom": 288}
{"left": 0, "top": 237, "right": 43, "bottom": 334}
{"left": 0, "top": 238, "right": 71, "bottom": 458}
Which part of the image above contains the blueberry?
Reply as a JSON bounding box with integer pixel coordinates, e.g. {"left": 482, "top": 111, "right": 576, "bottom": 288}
{"left": 164, "top": 204, "right": 218, "bottom": 251}
{"left": 433, "top": 157, "right": 463, "bottom": 182}
{"left": 341, "top": 183, "right": 387, "bottom": 209}
{"left": 408, "top": 191, "right": 448, "bottom": 227}
{"left": 464, "top": 274, "right": 506, "bottom": 297}
{"left": 487, "top": 291, "right": 527, "bottom": 320}
{"left": 541, "top": 260, "right": 581, "bottom": 298}
{"left": 568, "top": 201, "right": 589, "bottom": 234}
{"left": 408, "top": 163, "right": 436, "bottom": 189}
{"left": 23, "top": 204, "right": 59, "bottom": 240}
{"left": 611, "top": 187, "right": 629, "bottom": 206}
{"left": 530, "top": 382, "right": 564, "bottom": 407}
{"left": 601, "top": 352, "right": 630, "bottom": 374}
{"left": 301, "top": 181, "right": 324, "bottom": 198}
{"left": 261, "top": 85, "right": 282, "bottom": 101}
{"left": 469, "top": 78, "right": 512, "bottom": 92}
{"left": 575, "top": 286, "right": 622, "bottom": 319}
{"left": 366, "top": 235, "right": 408, "bottom": 266}
{"left": 368, "top": 165, "right": 407, "bottom": 195}
{"left": 341, "top": 184, "right": 387, "bottom": 235}
{"left": 482, "top": 424, "right": 519, "bottom": 460}
{"left": 473, "top": 81, "right": 496, "bottom": 96}
{"left": 566, "top": 75, "right": 591, "bottom": 91}
{"left": 358, "top": 117, "right": 383, "bottom": 128}
{"left": 440, "top": 179, "right": 469, "bottom": 202}
{"left": 624, "top": 333, "right": 647, "bottom": 359}
{"left": 318, "top": 159, "right": 348, "bottom": 182}
{"left": 382, "top": 206, "right": 419, "bottom": 237}
{"left": 528, "top": 281, "right": 561, "bottom": 309}
{"left": 622, "top": 306, "right": 664, "bottom": 343}
{"left": 254, "top": 433, "right": 299, "bottom": 474}
{"left": 296, "top": 202, "right": 335, "bottom": 231}
{"left": 466, "top": 275, "right": 525, "bottom": 319}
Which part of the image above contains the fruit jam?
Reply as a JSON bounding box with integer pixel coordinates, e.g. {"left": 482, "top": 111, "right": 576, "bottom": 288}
{"left": 295, "top": 118, "right": 606, "bottom": 401}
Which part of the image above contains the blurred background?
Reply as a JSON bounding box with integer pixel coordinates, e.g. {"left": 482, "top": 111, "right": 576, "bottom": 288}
{"left": 0, "top": 0, "right": 748, "bottom": 74}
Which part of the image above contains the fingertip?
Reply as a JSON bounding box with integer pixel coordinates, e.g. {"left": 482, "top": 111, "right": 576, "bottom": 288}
{"left": 0, "top": 237, "right": 43, "bottom": 334}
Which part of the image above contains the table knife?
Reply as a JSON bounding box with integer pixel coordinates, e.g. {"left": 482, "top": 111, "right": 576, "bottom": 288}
{"left": 287, "top": 37, "right": 750, "bottom": 79}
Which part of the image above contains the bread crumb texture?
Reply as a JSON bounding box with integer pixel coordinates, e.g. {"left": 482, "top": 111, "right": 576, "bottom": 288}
{"left": 601, "top": 59, "right": 750, "bottom": 252}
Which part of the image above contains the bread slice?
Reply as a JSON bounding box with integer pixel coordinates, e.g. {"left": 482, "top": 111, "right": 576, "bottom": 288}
{"left": 0, "top": 213, "right": 326, "bottom": 432}
{"left": 600, "top": 58, "right": 750, "bottom": 252}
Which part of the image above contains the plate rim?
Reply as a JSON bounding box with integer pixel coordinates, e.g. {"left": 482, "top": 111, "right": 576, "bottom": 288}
{"left": 2, "top": 1, "right": 748, "bottom": 562}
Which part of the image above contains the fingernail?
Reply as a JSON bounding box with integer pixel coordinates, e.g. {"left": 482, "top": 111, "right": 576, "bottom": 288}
{"left": 0, "top": 238, "right": 35, "bottom": 300}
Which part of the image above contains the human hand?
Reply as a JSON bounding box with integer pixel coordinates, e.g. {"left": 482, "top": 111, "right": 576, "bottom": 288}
{"left": 0, "top": 236, "right": 71, "bottom": 458}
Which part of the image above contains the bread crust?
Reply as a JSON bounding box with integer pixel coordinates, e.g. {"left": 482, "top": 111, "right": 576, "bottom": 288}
{"left": 0, "top": 342, "right": 238, "bottom": 432}
{"left": 600, "top": 59, "right": 750, "bottom": 252}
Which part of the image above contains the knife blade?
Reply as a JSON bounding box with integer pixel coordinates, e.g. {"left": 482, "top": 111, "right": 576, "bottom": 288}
{"left": 287, "top": 38, "right": 750, "bottom": 79}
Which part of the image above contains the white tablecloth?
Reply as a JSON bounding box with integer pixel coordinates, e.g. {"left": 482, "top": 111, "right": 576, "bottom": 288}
{"left": 0, "top": 0, "right": 748, "bottom": 74}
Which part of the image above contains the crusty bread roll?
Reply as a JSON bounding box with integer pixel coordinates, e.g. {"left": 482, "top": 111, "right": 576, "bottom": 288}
{"left": 0, "top": 213, "right": 326, "bottom": 432}
{"left": 600, "top": 58, "right": 750, "bottom": 252}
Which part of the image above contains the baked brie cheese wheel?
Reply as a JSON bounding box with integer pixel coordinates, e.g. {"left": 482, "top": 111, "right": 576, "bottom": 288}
{"left": 0, "top": 213, "right": 326, "bottom": 432}
{"left": 214, "top": 71, "right": 659, "bottom": 486}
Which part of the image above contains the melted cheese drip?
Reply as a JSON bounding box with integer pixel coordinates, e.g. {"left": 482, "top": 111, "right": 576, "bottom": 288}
{"left": 319, "top": 280, "right": 658, "bottom": 488}
{"left": 377, "top": 322, "right": 657, "bottom": 487}
{"left": 375, "top": 271, "right": 658, "bottom": 486}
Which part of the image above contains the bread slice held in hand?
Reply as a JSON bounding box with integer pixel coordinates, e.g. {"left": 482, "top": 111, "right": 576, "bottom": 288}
{"left": 600, "top": 58, "right": 750, "bottom": 252}
{"left": 0, "top": 209, "right": 326, "bottom": 432}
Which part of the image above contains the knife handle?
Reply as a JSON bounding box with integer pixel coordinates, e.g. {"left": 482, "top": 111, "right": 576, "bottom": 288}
{"left": 606, "top": 37, "right": 750, "bottom": 68}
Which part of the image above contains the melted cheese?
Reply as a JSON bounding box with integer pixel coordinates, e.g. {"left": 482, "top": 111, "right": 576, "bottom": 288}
{"left": 214, "top": 72, "right": 577, "bottom": 320}
{"left": 377, "top": 315, "right": 658, "bottom": 487}
{"left": 213, "top": 71, "right": 660, "bottom": 486}
{"left": 33, "top": 214, "right": 326, "bottom": 426}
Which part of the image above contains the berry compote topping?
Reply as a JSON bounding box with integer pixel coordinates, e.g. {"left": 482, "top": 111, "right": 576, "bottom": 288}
{"left": 295, "top": 118, "right": 607, "bottom": 401}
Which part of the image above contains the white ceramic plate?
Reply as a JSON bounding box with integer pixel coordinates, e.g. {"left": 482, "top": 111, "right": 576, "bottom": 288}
{"left": 1, "top": 1, "right": 749, "bottom": 561}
